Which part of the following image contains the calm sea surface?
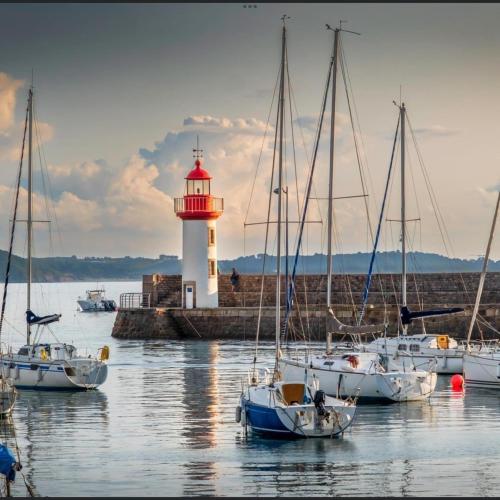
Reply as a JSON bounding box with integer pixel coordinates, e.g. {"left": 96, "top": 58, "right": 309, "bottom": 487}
{"left": 1, "top": 281, "right": 500, "bottom": 496}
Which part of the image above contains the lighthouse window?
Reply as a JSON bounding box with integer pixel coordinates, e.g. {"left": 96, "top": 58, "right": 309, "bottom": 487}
{"left": 208, "top": 228, "right": 216, "bottom": 246}
{"left": 208, "top": 259, "right": 216, "bottom": 278}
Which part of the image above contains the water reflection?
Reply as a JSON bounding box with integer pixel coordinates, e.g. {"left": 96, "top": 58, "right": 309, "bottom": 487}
{"left": 3, "top": 325, "right": 500, "bottom": 496}
{"left": 181, "top": 342, "right": 220, "bottom": 495}
{"left": 10, "top": 390, "right": 109, "bottom": 496}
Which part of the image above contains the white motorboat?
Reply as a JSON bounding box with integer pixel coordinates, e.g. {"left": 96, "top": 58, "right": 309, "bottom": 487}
{"left": 0, "top": 87, "right": 109, "bottom": 391}
{"left": 77, "top": 289, "right": 117, "bottom": 312}
{"left": 463, "top": 191, "right": 500, "bottom": 389}
{"left": 238, "top": 20, "right": 356, "bottom": 439}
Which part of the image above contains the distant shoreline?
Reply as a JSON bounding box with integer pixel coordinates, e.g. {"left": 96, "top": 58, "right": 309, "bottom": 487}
{"left": 1, "top": 249, "right": 499, "bottom": 283}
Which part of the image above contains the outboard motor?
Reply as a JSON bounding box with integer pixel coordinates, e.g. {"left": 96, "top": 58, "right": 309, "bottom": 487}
{"left": 313, "top": 389, "right": 330, "bottom": 422}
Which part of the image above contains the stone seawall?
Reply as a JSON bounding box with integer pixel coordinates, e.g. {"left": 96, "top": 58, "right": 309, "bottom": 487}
{"left": 112, "top": 272, "right": 500, "bottom": 340}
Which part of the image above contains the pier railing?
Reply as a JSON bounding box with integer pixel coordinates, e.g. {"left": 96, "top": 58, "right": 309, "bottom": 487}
{"left": 119, "top": 293, "right": 151, "bottom": 309}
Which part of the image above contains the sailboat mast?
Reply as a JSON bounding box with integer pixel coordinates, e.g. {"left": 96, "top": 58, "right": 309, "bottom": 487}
{"left": 275, "top": 20, "right": 286, "bottom": 367}
{"left": 326, "top": 28, "right": 339, "bottom": 310}
{"left": 400, "top": 102, "right": 407, "bottom": 335}
{"left": 27, "top": 88, "right": 33, "bottom": 346}
{"left": 466, "top": 191, "right": 500, "bottom": 347}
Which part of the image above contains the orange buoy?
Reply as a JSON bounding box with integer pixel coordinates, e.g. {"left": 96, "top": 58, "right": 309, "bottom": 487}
{"left": 450, "top": 373, "right": 464, "bottom": 391}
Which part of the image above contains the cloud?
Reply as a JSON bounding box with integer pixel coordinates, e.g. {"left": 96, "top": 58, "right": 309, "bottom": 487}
{"left": 0, "top": 72, "right": 53, "bottom": 164}
{"left": 294, "top": 112, "right": 349, "bottom": 134}
{"left": 182, "top": 114, "right": 269, "bottom": 133}
{"left": 0, "top": 72, "right": 23, "bottom": 132}
{"left": 413, "top": 125, "right": 460, "bottom": 138}
{"left": 44, "top": 159, "right": 110, "bottom": 200}
{"left": 0, "top": 108, "right": 375, "bottom": 258}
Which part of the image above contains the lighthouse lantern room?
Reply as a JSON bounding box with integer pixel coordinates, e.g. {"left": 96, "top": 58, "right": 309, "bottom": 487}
{"left": 174, "top": 143, "right": 223, "bottom": 308}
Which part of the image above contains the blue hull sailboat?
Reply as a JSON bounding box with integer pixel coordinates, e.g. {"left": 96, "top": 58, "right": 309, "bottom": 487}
{"left": 237, "top": 18, "right": 356, "bottom": 439}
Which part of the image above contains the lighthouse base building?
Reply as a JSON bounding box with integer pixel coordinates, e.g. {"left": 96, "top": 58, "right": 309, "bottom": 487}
{"left": 174, "top": 153, "right": 223, "bottom": 309}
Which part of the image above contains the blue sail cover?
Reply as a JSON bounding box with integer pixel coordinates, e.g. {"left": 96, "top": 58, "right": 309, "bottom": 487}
{"left": 26, "top": 309, "right": 61, "bottom": 325}
{"left": 0, "top": 444, "right": 16, "bottom": 481}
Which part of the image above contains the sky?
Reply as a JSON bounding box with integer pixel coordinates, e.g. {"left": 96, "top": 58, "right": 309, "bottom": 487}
{"left": 0, "top": 3, "right": 499, "bottom": 261}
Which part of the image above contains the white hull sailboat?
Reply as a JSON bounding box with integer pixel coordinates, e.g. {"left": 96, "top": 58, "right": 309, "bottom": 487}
{"left": 238, "top": 19, "right": 356, "bottom": 439}
{"left": 280, "top": 351, "right": 437, "bottom": 402}
{"left": 363, "top": 334, "right": 465, "bottom": 374}
{"left": 358, "top": 101, "right": 464, "bottom": 374}
{"left": 277, "top": 26, "right": 437, "bottom": 401}
{"left": 0, "top": 87, "right": 109, "bottom": 391}
{"left": 463, "top": 192, "right": 500, "bottom": 389}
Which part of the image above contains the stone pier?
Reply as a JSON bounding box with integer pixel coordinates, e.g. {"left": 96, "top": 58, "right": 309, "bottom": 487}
{"left": 111, "top": 272, "right": 500, "bottom": 340}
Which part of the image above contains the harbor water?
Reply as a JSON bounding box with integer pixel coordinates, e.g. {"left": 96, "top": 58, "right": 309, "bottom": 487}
{"left": 2, "top": 281, "right": 500, "bottom": 496}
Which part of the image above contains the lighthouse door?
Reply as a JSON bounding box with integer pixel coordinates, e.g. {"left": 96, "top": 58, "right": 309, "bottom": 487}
{"left": 185, "top": 286, "right": 194, "bottom": 309}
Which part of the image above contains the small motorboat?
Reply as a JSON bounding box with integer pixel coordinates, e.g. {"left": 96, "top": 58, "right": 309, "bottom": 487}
{"left": 77, "top": 289, "right": 117, "bottom": 312}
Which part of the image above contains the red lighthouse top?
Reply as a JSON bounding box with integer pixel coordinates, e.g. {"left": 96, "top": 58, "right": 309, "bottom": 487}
{"left": 186, "top": 159, "right": 212, "bottom": 180}
{"left": 174, "top": 153, "right": 223, "bottom": 221}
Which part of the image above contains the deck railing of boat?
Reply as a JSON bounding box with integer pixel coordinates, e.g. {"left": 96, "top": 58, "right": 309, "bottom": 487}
{"left": 119, "top": 293, "right": 152, "bottom": 309}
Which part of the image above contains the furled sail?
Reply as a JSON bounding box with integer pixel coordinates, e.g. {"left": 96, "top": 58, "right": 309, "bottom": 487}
{"left": 328, "top": 308, "right": 385, "bottom": 335}
{"left": 26, "top": 309, "right": 61, "bottom": 325}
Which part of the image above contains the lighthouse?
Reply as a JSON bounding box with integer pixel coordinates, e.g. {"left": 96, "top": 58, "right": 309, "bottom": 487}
{"left": 174, "top": 143, "right": 224, "bottom": 308}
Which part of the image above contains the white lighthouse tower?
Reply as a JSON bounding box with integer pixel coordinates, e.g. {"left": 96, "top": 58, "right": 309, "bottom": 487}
{"left": 174, "top": 144, "right": 224, "bottom": 308}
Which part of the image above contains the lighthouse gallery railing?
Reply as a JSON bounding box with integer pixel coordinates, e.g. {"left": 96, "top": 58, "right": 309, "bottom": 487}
{"left": 174, "top": 196, "right": 224, "bottom": 213}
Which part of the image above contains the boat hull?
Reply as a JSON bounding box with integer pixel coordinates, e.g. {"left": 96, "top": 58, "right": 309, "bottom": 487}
{"left": 279, "top": 358, "right": 437, "bottom": 402}
{"left": 463, "top": 352, "right": 500, "bottom": 389}
{"left": 1, "top": 357, "right": 108, "bottom": 391}
{"left": 240, "top": 384, "right": 356, "bottom": 438}
{"left": 363, "top": 344, "right": 463, "bottom": 374}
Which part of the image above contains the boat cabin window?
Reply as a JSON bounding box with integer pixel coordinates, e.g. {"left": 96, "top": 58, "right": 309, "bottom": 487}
{"left": 17, "top": 347, "right": 29, "bottom": 356}
{"left": 397, "top": 344, "right": 407, "bottom": 351}
{"left": 409, "top": 344, "right": 420, "bottom": 352}
{"left": 323, "top": 361, "right": 334, "bottom": 366}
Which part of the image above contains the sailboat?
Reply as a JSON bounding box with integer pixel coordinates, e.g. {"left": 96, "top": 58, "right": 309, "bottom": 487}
{"left": 362, "top": 102, "right": 464, "bottom": 375}
{"left": 463, "top": 191, "right": 500, "bottom": 389}
{"left": 278, "top": 26, "right": 437, "bottom": 402}
{"left": 238, "top": 18, "right": 356, "bottom": 438}
{"left": 0, "top": 86, "right": 109, "bottom": 390}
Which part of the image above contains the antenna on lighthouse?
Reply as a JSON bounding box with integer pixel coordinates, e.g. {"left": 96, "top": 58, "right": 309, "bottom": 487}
{"left": 193, "top": 135, "right": 204, "bottom": 160}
